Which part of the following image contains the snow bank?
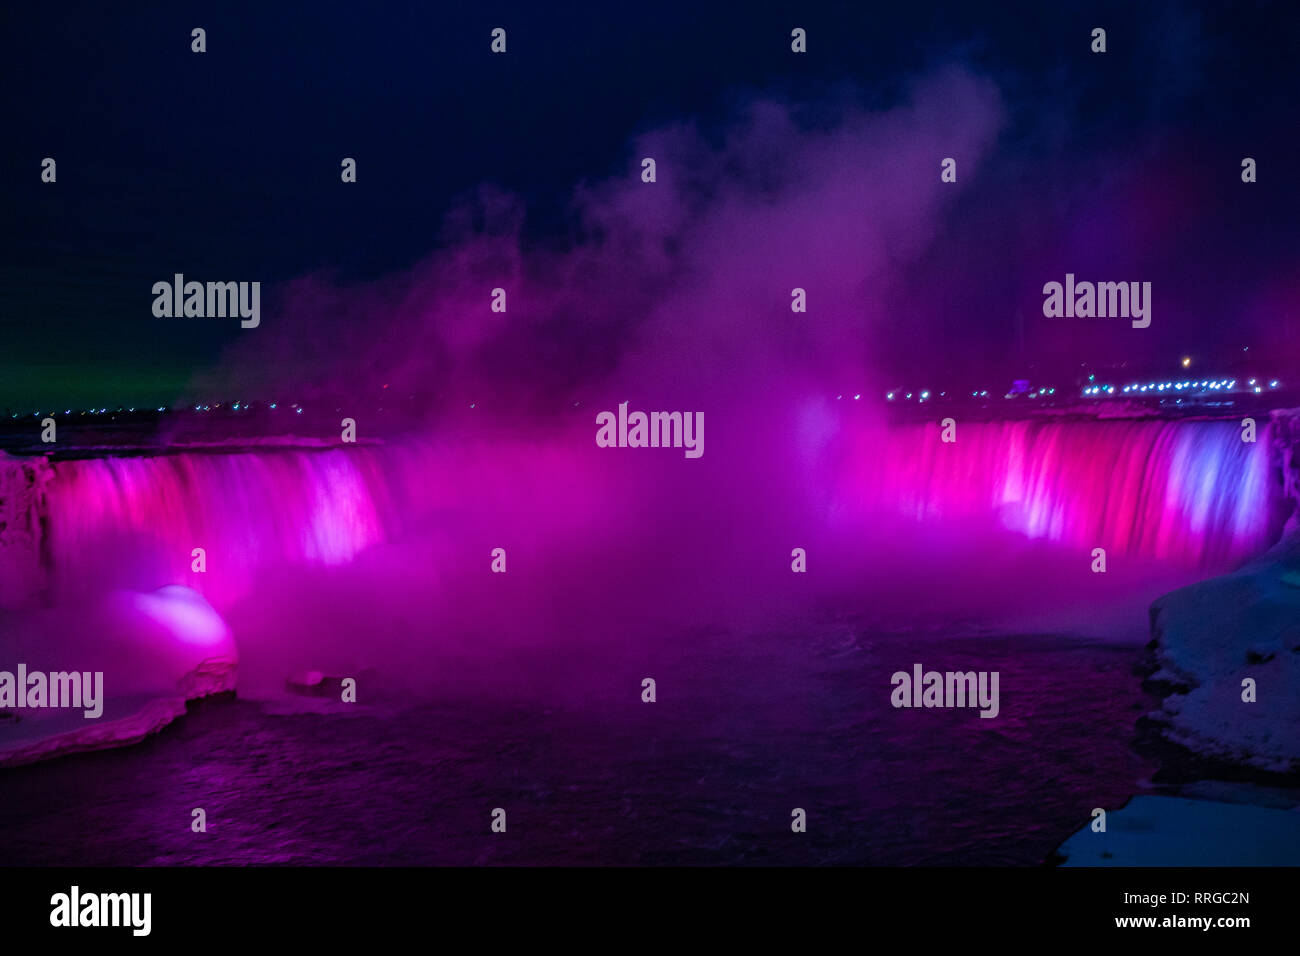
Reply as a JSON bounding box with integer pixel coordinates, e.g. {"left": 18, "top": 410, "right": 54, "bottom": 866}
{"left": 1140, "top": 409, "right": 1300, "bottom": 771}
{"left": 1147, "top": 517, "right": 1300, "bottom": 772}
{"left": 0, "top": 585, "right": 237, "bottom": 767}
{"left": 0, "top": 696, "right": 188, "bottom": 767}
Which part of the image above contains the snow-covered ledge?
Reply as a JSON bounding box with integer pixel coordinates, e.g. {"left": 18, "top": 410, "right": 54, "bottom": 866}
{"left": 0, "top": 586, "right": 236, "bottom": 767}
{"left": 1146, "top": 517, "right": 1300, "bottom": 773}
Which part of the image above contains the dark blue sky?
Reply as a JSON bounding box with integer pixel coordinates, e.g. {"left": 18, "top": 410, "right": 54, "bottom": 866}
{"left": 2, "top": 0, "right": 1297, "bottom": 408}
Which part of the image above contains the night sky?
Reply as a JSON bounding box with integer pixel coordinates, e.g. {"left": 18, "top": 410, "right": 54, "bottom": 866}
{"left": 2, "top": 0, "right": 1297, "bottom": 410}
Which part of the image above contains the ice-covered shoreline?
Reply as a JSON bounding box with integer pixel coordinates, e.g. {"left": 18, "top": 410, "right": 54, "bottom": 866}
{"left": 1055, "top": 462, "right": 1300, "bottom": 865}
{"left": 1055, "top": 794, "right": 1300, "bottom": 866}
{"left": 0, "top": 587, "right": 237, "bottom": 767}
{"left": 1145, "top": 518, "right": 1300, "bottom": 773}
{"left": 1134, "top": 408, "right": 1300, "bottom": 773}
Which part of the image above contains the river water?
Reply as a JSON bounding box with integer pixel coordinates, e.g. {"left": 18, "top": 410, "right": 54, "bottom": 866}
{"left": 0, "top": 623, "right": 1154, "bottom": 866}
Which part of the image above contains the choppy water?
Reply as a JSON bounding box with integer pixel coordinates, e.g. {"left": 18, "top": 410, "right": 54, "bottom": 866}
{"left": 0, "top": 627, "right": 1154, "bottom": 865}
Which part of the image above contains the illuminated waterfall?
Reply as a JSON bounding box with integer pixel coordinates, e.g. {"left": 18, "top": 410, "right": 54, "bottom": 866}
{"left": 0, "top": 416, "right": 1288, "bottom": 615}
{"left": 844, "top": 417, "right": 1280, "bottom": 568}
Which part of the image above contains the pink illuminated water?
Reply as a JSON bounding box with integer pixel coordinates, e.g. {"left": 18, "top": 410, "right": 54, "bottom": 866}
{"left": 0, "top": 437, "right": 607, "bottom": 613}
{"left": 838, "top": 417, "right": 1279, "bottom": 569}
{"left": 0, "top": 414, "right": 1289, "bottom": 865}
{"left": 0, "top": 415, "right": 1284, "bottom": 620}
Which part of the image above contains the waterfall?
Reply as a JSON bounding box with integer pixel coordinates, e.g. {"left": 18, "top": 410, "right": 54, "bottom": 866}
{"left": 0, "top": 415, "right": 1292, "bottom": 613}
{"left": 0, "top": 455, "right": 52, "bottom": 609}
{"left": 0, "top": 444, "right": 450, "bottom": 610}
{"left": 840, "top": 417, "right": 1284, "bottom": 568}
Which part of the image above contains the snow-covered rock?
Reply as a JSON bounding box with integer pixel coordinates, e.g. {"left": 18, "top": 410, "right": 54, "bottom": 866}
{"left": 0, "top": 585, "right": 236, "bottom": 766}
{"left": 1148, "top": 518, "right": 1300, "bottom": 772}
